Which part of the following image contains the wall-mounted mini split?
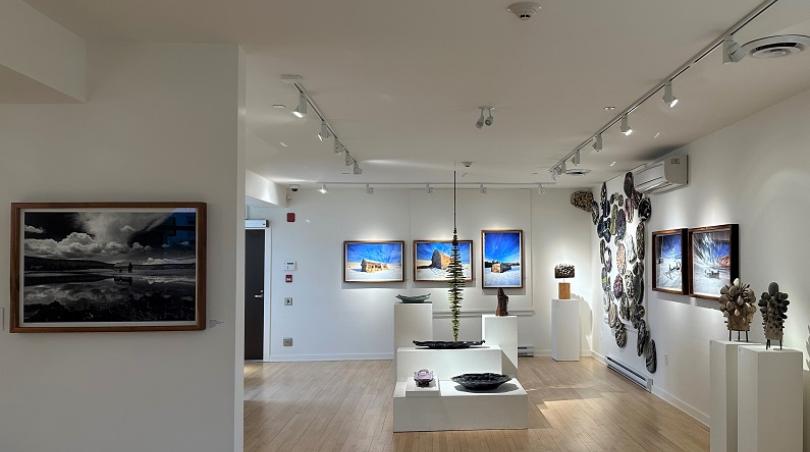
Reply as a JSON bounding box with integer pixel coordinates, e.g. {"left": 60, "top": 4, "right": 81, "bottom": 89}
{"left": 475, "top": 106, "right": 495, "bottom": 129}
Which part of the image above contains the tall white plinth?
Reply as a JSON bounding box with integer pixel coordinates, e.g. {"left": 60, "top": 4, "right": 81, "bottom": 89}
{"left": 396, "top": 346, "right": 502, "bottom": 382}
{"left": 710, "top": 340, "right": 753, "bottom": 452}
{"left": 737, "top": 345, "right": 803, "bottom": 452}
{"left": 394, "top": 303, "right": 433, "bottom": 381}
{"left": 482, "top": 314, "right": 518, "bottom": 376}
{"left": 551, "top": 299, "right": 580, "bottom": 361}
{"left": 393, "top": 378, "right": 528, "bottom": 432}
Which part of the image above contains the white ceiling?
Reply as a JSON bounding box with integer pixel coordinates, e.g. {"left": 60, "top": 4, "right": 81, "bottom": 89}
{"left": 25, "top": 0, "right": 810, "bottom": 187}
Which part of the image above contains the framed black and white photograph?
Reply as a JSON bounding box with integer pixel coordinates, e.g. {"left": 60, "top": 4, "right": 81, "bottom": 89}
{"left": 11, "top": 203, "right": 207, "bottom": 332}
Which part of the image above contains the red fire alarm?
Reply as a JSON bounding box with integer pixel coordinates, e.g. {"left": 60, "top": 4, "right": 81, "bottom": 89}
{"left": 285, "top": 274, "right": 293, "bottom": 283}
{"left": 287, "top": 212, "right": 296, "bottom": 223}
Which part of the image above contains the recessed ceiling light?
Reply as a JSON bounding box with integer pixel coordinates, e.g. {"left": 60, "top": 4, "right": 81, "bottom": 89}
{"left": 603, "top": 106, "right": 616, "bottom": 111}
{"left": 279, "top": 141, "right": 288, "bottom": 148}
{"left": 653, "top": 132, "right": 661, "bottom": 139}
{"left": 272, "top": 104, "right": 287, "bottom": 109}
{"left": 609, "top": 161, "right": 617, "bottom": 167}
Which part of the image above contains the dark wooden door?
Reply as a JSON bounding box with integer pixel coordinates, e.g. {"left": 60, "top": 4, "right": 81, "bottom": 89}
{"left": 244, "top": 229, "right": 265, "bottom": 360}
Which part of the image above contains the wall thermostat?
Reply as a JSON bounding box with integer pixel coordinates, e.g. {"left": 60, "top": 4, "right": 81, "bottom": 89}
{"left": 284, "top": 261, "right": 297, "bottom": 271}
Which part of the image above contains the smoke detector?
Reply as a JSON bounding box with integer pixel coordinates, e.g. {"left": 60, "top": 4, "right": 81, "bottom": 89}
{"left": 507, "top": 2, "right": 541, "bottom": 21}
{"left": 565, "top": 167, "right": 592, "bottom": 176}
{"left": 741, "top": 34, "right": 810, "bottom": 59}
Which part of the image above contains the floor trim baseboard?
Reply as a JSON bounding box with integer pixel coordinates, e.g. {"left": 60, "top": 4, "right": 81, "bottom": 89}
{"left": 651, "top": 385, "right": 710, "bottom": 427}
{"left": 267, "top": 352, "right": 394, "bottom": 362}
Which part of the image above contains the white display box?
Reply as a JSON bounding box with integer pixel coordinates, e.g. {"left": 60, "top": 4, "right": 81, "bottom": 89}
{"left": 551, "top": 299, "right": 580, "bottom": 361}
{"left": 405, "top": 377, "right": 440, "bottom": 397}
{"left": 710, "top": 340, "right": 754, "bottom": 452}
{"left": 394, "top": 302, "right": 433, "bottom": 381}
{"left": 393, "top": 379, "right": 529, "bottom": 432}
{"left": 737, "top": 345, "right": 803, "bottom": 452}
{"left": 482, "top": 314, "right": 518, "bottom": 376}
{"left": 395, "top": 346, "right": 502, "bottom": 382}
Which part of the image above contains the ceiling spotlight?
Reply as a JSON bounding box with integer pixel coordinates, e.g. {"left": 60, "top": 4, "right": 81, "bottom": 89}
{"left": 620, "top": 115, "right": 633, "bottom": 136}
{"left": 593, "top": 134, "right": 603, "bottom": 152}
{"left": 318, "top": 184, "right": 328, "bottom": 194}
{"left": 537, "top": 184, "right": 544, "bottom": 195}
{"left": 723, "top": 36, "right": 744, "bottom": 64}
{"left": 572, "top": 150, "right": 581, "bottom": 166}
{"left": 426, "top": 184, "right": 433, "bottom": 194}
{"left": 292, "top": 92, "right": 307, "bottom": 118}
{"left": 475, "top": 107, "right": 485, "bottom": 129}
{"left": 560, "top": 161, "right": 567, "bottom": 173}
{"left": 344, "top": 151, "right": 353, "bottom": 166}
{"left": 272, "top": 104, "right": 287, "bottom": 109}
{"left": 485, "top": 107, "right": 494, "bottom": 126}
{"left": 334, "top": 140, "right": 344, "bottom": 154}
{"left": 279, "top": 141, "right": 289, "bottom": 148}
{"left": 603, "top": 106, "right": 616, "bottom": 111}
{"left": 609, "top": 161, "right": 617, "bottom": 167}
{"left": 317, "top": 121, "right": 332, "bottom": 142}
{"left": 353, "top": 160, "right": 362, "bottom": 175}
{"left": 663, "top": 81, "right": 679, "bottom": 108}
{"left": 480, "top": 184, "right": 487, "bottom": 194}
{"left": 366, "top": 184, "right": 374, "bottom": 194}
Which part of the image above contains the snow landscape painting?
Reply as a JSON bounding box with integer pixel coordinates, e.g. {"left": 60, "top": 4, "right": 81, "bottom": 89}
{"left": 653, "top": 229, "right": 686, "bottom": 294}
{"left": 343, "top": 241, "right": 404, "bottom": 283}
{"left": 689, "top": 225, "right": 738, "bottom": 299}
{"left": 414, "top": 240, "right": 472, "bottom": 282}
{"left": 482, "top": 230, "right": 523, "bottom": 288}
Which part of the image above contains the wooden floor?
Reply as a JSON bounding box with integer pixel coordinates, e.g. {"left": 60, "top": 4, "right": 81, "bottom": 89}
{"left": 244, "top": 357, "right": 708, "bottom": 452}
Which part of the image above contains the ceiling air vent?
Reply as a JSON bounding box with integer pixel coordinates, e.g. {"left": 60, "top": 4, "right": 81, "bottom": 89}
{"left": 741, "top": 35, "right": 810, "bottom": 59}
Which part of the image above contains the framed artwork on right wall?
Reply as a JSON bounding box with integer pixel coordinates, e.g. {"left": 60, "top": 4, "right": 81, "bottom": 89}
{"left": 688, "top": 224, "right": 739, "bottom": 300}
{"left": 652, "top": 228, "right": 689, "bottom": 295}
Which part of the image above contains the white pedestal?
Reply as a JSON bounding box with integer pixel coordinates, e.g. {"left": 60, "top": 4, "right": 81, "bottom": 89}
{"left": 737, "top": 345, "right": 803, "bottom": 452}
{"left": 393, "top": 378, "right": 528, "bottom": 432}
{"left": 396, "top": 346, "right": 502, "bottom": 382}
{"left": 405, "top": 377, "right": 440, "bottom": 397}
{"left": 482, "top": 314, "right": 518, "bottom": 376}
{"left": 551, "top": 299, "right": 580, "bottom": 361}
{"left": 710, "top": 340, "right": 754, "bottom": 452}
{"left": 394, "top": 302, "right": 433, "bottom": 348}
{"left": 394, "top": 302, "right": 433, "bottom": 381}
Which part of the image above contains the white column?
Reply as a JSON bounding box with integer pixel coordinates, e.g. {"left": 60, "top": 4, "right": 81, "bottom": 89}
{"left": 710, "top": 340, "right": 751, "bottom": 452}
{"left": 482, "top": 314, "right": 518, "bottom": 376}
{"left": 737, "top": 345, "right": 803, "bottom": 452}
{"left": 551, "top": 299, "right": 580, "bottom": 361}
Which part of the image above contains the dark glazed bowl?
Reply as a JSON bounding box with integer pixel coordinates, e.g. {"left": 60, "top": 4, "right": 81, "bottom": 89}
{"left": 412, "top": 340, "right": 485, "bottom": 349}
{"left": 451, "top": 373, "right": 511, "bottom": 391}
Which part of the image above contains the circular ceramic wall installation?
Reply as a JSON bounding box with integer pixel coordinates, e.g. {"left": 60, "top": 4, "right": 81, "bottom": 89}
{"left": 636, "top": 323, "right": 649, "bottom": 356}
{"left": 638, "top": 197, "right": 652, "bottom": 222}
{"left": 591, "top": 201, "right": 600, "bottom": 225}
{"left": 613, "top": 274, "right": 624, "bottom": 298}
{"left": 624, "top": 172, "right": 635, "bottom": 198}
{"left": 614, "top": 323, "right": 628, "bottom": 348}
{"left": 636, "top": 223, "right": 646, "bottom": 260}
{"left": 616, "top": 242, "right": 627, "bottom": 274}
{"left": 625, "top": 197, "right": 635, "bottom": 222}
{"left": 609, "top": 205, "right": 618, "bottom": 236}
{"left": 624, "top": 273, "right": 635, "bottom": 299}
{"left": 616, "top": 209, "right": 627, "bottom": 239}
{"left": 644, "top": 339, "right": 658, "bottom": 373}
{"left": 601, "top": 267, "right": 611, "bottom": 293}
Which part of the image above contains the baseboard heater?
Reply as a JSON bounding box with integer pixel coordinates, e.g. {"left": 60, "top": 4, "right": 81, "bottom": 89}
{"left": 607, "top": 356, "right": 652, "bottom": 392}
{"left": 517, "top": 345, "right": 534, "bottom": 357}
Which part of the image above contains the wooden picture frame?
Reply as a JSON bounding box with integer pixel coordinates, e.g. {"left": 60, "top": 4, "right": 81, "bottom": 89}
{"left": 343, "top": 240, "right": 405, "bottom": 283}
{"left": 651, "top": 228, "right": 689, "bottom": 295}
{"left": 481, "top": 229, "right": 524, "bottom": 289}
{"left": 688, "top": 224, "right": 739, "bottom": 300}
{"left": 412, "top": 239, "right": 474, "bottom": 282}
{"left": 10, "top": 202, "right": 207, "bottom": 333}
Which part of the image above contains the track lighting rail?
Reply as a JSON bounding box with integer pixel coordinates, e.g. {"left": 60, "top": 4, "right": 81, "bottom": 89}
{"left": 550, "top": 0, "right": 780, "bottom": 174}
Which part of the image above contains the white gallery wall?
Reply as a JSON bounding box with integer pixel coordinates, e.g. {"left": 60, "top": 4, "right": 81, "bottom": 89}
{"left": 250, "top": 187, "right": 592, "bottom": 361}
{"left": 591, "top": 87, "right": 810, "bottom": 438}
{"left": 0, "top": 43, "right": 246, "bottom": 452}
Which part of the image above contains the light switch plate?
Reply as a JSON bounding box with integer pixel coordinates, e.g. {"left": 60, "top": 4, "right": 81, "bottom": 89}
{"left": 282, "top": 337, "right": 293, "bottom": 347}
{"left": 284, "top": 297, "right": 293, "bottom": 306}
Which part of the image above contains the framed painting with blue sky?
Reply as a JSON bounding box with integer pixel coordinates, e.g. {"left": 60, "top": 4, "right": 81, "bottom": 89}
{"left": 413, "top": 240, "right": 473, "bottom": 282}
{"left": 652, "top": 228, "right": 689, "bottom": 294}
{"left": 343, "top": 240, "right": 405, "bottom": 283}
{"left": 481, "top": 229, "right": 524, "bottom": 289}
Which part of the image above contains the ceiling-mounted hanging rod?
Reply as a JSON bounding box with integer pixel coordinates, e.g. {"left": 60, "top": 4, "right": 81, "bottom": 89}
{"left": 550, "top": 0, "right": 781, "bottom": 173}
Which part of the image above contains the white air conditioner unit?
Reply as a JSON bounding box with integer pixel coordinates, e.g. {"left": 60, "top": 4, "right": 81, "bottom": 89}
{"left": 635, "top": 156, "right": 688, "bottom": 193}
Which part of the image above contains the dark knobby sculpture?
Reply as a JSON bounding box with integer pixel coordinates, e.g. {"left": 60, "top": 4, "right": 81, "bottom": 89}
{"left": 717, "top": 278, "right": 756, "bottom": 342}
{"left": 496, "top": 288, "right": 509, "bottom": 317}
{"left": 758, "top": 282, "right": 790, "bottom": 350}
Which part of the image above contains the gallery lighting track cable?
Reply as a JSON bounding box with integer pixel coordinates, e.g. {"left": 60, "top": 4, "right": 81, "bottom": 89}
{"left": 283, "top": 75, "right": 361, "bottom": 172}
{"left": 549, "top": 0, "right": 781, "bottom": 176}
{"left": 310, "top": 181, "right": 556, "bottom": 189}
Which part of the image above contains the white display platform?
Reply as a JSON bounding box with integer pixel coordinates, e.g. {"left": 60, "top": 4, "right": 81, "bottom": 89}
{"left": 396, "top": 346, "right": 502, "bottom": 382}
{"left": 482, "top": 314, "right": 518, "bottom": 376}
{"left": 405, "top": 377, "right": 440, "bottom": 397}
{"left": 710, "top": 340, "right": 754, "bottom": 452}
{"left": 394, "top": 302, "right": 433, "bottom": 381}
{"left": 393, "top": 378, "right": 529, "bottom": 432}
{"left": 551, "top": 299, "right": 580, "bottom": 361}
{"left": 737, "top": 345, "right": 803, "bottom": 452}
